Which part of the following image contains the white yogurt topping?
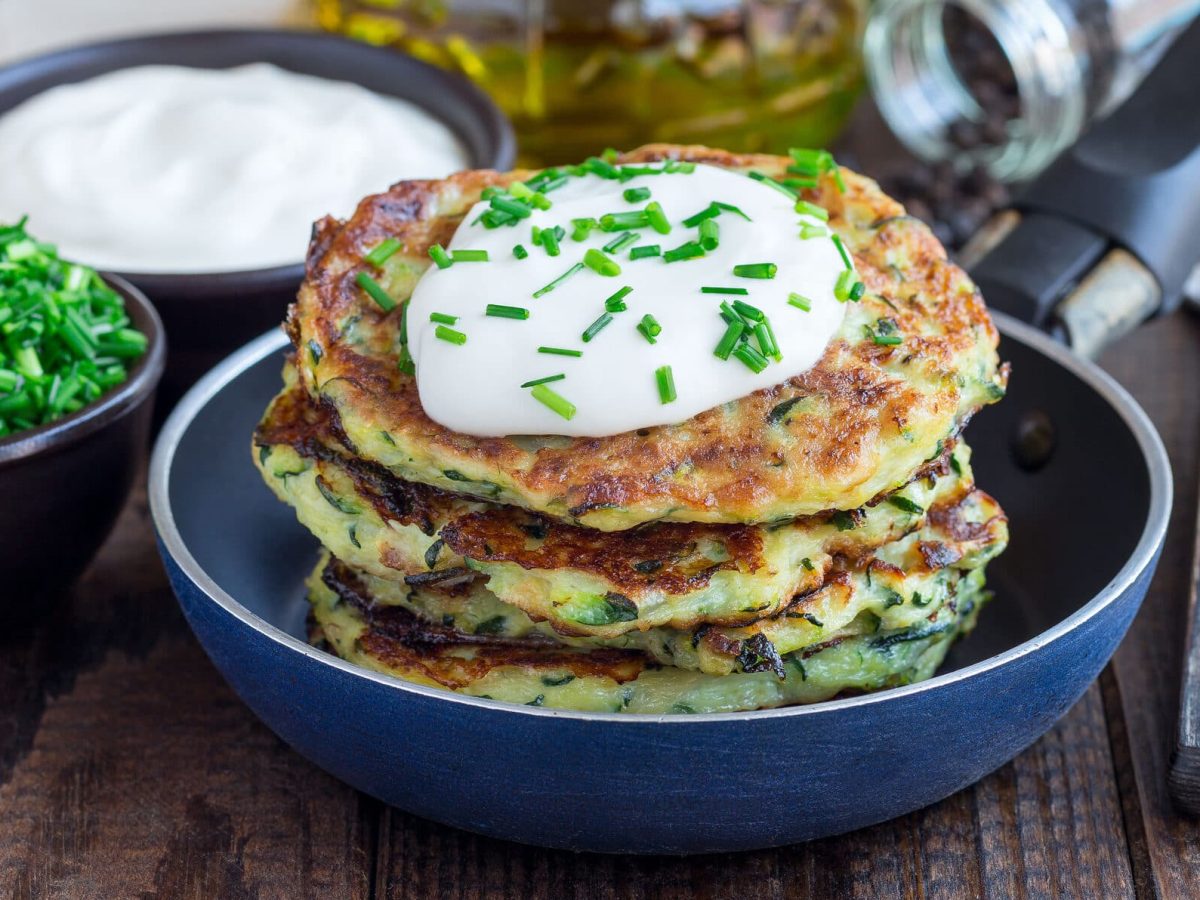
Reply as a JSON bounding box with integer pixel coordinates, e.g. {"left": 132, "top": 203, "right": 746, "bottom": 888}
{"left": 407, "top": 163, "right": 850, "bottom": 438}
{"left": 0, "top": 63, "right": 469, "bottom": 272}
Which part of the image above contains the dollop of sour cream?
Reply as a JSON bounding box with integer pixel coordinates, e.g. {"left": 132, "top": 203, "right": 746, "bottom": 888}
{"left": 407, "top": 163, "right": 850, "bottom": 438}
{"left": 0, "top": 64, "right": 469, "bottom": 273}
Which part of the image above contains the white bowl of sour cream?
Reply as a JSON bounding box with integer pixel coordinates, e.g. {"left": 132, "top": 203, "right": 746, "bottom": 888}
{"left": 0, "top": 29, "right": 514, "bottom": 395}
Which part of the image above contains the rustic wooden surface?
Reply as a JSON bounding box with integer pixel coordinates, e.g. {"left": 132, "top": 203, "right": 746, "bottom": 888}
{"left": 0, "top": 310, "right": 1194, "bottom": 899}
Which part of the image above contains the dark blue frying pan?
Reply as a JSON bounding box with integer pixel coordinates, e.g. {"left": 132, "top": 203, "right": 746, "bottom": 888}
{"left": 149, "top": 24, "right": 1198, "bottom": 853}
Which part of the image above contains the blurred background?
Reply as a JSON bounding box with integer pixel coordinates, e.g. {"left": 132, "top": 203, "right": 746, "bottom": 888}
{"left": 1, "top": 0, "right": 1195, "bottom": 254}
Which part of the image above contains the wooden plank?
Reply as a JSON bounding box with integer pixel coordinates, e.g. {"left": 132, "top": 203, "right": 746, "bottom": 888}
{"left": 0, "top": 489, "right": 373, "bottom": 900}
{"left": 1098, "top": 312, "right": 1200, "bottom": 899}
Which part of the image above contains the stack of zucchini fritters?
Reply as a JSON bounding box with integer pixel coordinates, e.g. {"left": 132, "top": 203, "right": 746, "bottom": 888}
{"left": 254, "top": 146, "right": 1009, "bottom": 715}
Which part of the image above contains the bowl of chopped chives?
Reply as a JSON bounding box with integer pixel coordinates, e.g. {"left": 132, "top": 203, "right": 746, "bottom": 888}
{"left": 0, "top": 219, "right": 165, "bottom": 608}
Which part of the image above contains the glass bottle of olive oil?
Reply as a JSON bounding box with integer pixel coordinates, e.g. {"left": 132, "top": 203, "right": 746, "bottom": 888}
{"left": 316, "top": 0, "right": 865, "bottom": 167}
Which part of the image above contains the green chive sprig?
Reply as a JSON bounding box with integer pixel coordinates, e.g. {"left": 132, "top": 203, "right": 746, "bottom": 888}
{"left": 451, "top": 249, "right": 489, "bottom": 262}
{"left": 364, "top": 238, "right": 401, "bottom": 267}
{"left": 701, "top": 286, "right": 748, "bottom": 295}
{"left": 486, "top": 304, "right": 530, "bottom": 320}
{"left": 429, "top": 312, "right": 458, "bottom": 325}
{"left": 644, "top": 201, "right": 671, "bottom": 234}
{"left": 435, "top": 325, "right": 467, "bottom": 345}
{"left": 538, "top": 345, "right": 583, "bottom": 357}
{"left": 630, "top": 245, "right": 660, "bottom": 259}
{"left": 428, "top": 244, "right": 452, "bottom": 269}
{"left": 604, "top": 286, "right": 633, "bottom": 312}
{"left": 581, "top": 312, "right": 614, "bottom": 342}
{"left": 655, "top": 365, "right": 677, "bottom": 404}
{"left": 637, "top": 314, "right": 662, "bottom": 344}
{"left": 533, "top": 263, "right": 584, "bottom": 298}
{"left": 530, "top": 383, "right": 576, "bottom": 420}
{"left": 520, "top": 373, "right": 565, "bottom": 388}
{"left": 356, "top": 272, "right": 397, "bottom": 311}
{"left": 733, "top": 263, "right": 777, "bottom": 279}
{"left": 664, "top": 241, "right": 704, "bottom": 262}
{"left": 623, "top": 187, "right": 651, "bottom": 203}
{"left": 788, "top": 292, "right": 812, "bottom": 311}
{"left": 583, "top": 248, "right": 621, "bottom": 276}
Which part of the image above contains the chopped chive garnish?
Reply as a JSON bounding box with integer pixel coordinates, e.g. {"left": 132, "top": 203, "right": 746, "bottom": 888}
{"left": 540, "top": 227, "right": 561, "bottom": 257}
{"left": 355, "top": 272, "right": 397, "bottom": 311}
{"left": 629, "top": 244, "right": 661, "bottom": 259}
{"left": 714, "top": 202, "right": 751, "bottom": 221}
{"left": 682, "top": 203, "right": 720, "bottom": 228}
{"left": 714, "top": 319, "right": 745, "bottom": 360}
{"left": 364, "top": 238, "right": 401, "bottom": 267}
{"left": 536, "top": 174, "right": 568, "bottom": 193}
{"left": 398, "top": 345, "right": 415, "bottom": 376}
{"left": 581, "top": 312, "right": 614, "bottom": 342}
{"left": 888, "top": 495, "right": 924, "bottom": 514}
{"left": 531, "top": 225, "right": 542, "bottom": 244}
{"left": 748, "top": 170, "right": 798, "bottom": 199}
{"left": 849, "top": 280, "right": 866, "bottom": 302}
{"left": 571, "top": 218, "right": 598, "bottom": 242}
{"left": 788, "top": 292, "right": 812, "bottom": 311}
{"left": 479, "top": 209, "right": 517, "bottom": 228}
{"left": 663, "top": 160, "right": 695, "bottom": 173}
{"left": 644, "top": 201, "right": 671, "bottom": 234}
{"left": 604, "top": 286, "right": 633, "bottom": 312}
{"left": 756, "top": 318, "right": 781, "bottom": 362}
{"left": 451, "top": 249, "right": 489, "bottom": 262}
{"left": 601, "top": 147, "right": 619, "bottom": 163}
{"left": 0, "top": 219, "right": 148, "bottom": 434}
{"left": 429, "top": 312, "right": 458, "bottom": 325}
{"left": 787, "top": 161, "right": 821, "bottom": 178}
{"left": 732, "top": 300, "right": 764, "bottom": 322}
{"left": 486, "top": 304, "right": 530, "bottom": 320}
{"left": 701, "top": 286, "right": 748, "bottom": 295}
{"left": 583, "top": 156, "right": 620, "bottom": 179}
{"left": 732, "top": 342, "right": 770, "bottom": 373}
{"left": 603, "top": 231, "right": 639, "bottom": 254}
{"left": 637, "top": 314, "right": 662, "bottom": 344}
{"left": 532, "top": 262, "right": 584, "bottom": 298}
{"left": 799, "top": 224, "right": 829, "bottom": 240}
{"left": 698, "top": 218, "right": 719, "bottom": 251}
{"left": 623, "top": 187, "right": 651, "bottom": 203}
{"left": 435, "top": 325, "right": 467, "bottom": 345}
{"left": 513, "top": 244, "right": 529, "bottom": 259}
{"left": 538, "top": 345, "right": 583, "bottom": 357}
{"left": 794, "top": 199, "right": 829, "bottom": 221}
{"left": 655, "top": 365, "right": 677, "bottom": 404}
{"left": 583, "top": 248, "right": 622, "bottom": 276}
{"left": 834, "top": 269, "right": 856, "bottom": 301}
{"left": 831, "top": 234, "right": 853, "bottom": 270}
{"left": 520, "top": 373, "right": 565, "bottom": 388}
{"left": 782, "top": 177, "right": 818, "bottom": 191}
{"left": 599, "top": 211, "right": 649, "bottom": 231}
{"left": 733, "top": 263, "right": 777, "bottom": 279}
{"left": 489, "top": 195, "right": 532, "bottom": 219}
{"left": 663, "top": 240, "right": 704, "bottom": 262}
{"left": 530, "top": 383, "right": 576, "bottom": 420}
{"left": 428, "top": 244, "right": 452, "bottom": 269}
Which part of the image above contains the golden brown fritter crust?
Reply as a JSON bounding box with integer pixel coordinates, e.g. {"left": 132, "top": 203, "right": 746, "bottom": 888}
{"left": 288, "top": 144, "right": 1006, "bottom": 530}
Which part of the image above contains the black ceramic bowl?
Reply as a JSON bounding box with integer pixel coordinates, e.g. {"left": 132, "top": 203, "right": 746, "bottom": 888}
{"left": 0, "top": 276, "right": 165, "bottom": 607}
{"left": 0, "top": 29, "right": 516, "bottom": 406}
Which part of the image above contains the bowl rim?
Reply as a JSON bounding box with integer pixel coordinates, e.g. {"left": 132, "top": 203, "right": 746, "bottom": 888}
{"left": 0, "top": 27, "right": 517, "bottom": 292}
{"left": 0, "top": 273, "right": 166, "bottom": 466}
{"left": 148, "top": 312, "right": 1172, "bottom": 723}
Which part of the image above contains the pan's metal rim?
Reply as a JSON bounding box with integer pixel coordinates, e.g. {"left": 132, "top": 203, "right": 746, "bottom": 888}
{"left": 149, "top": 312, "right": 1172, "bottom": 724}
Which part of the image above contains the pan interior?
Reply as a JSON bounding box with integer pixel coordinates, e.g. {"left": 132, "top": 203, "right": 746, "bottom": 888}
{"left": 163, "top": 326, "right": 1153, "bottom": 689}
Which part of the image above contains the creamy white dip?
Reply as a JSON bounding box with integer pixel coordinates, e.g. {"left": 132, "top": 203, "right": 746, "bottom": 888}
{"left": 407, "top": 163, "right": 851, "bottom": 438}
{"left": 0, "top": 63, "right": 469, "bottom": 272}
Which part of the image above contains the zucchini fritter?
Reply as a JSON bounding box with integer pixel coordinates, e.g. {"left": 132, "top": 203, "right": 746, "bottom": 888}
{"left": 288, "top": 144, "right": 1006, "bottom": 530}
{"left": 308, "top": 556, "right": 990, "bottom": 714}
{"left": 256, "top": 367, "right": 1004, "bottom": 639}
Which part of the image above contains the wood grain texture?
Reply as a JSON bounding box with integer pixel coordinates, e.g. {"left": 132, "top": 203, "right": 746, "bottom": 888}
{"left": 0, "top": 307, "right": 1197, "bottom": 899}
{"left": 1099, "top": 313, "right": 1200, "bottom": 899}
